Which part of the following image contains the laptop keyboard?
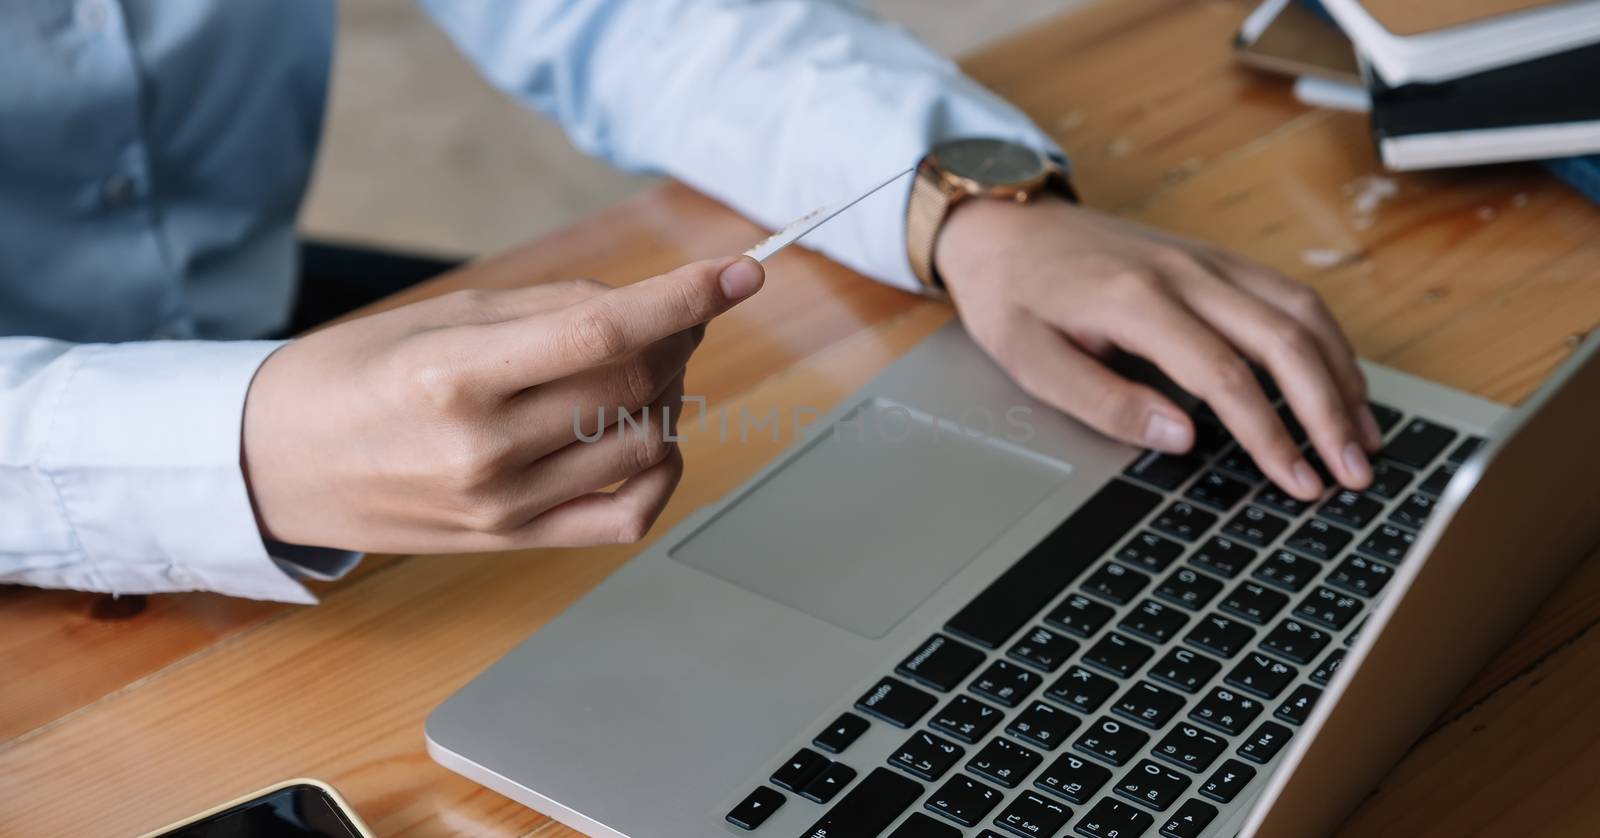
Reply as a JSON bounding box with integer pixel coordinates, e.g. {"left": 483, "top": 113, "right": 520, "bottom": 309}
{"left": 726, "top": 399, "right": 1482, "bottom": 837}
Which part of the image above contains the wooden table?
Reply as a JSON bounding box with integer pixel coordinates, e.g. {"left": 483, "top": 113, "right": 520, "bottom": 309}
{"left": 4, "top": 0, "right": 1598, "bottom": 835}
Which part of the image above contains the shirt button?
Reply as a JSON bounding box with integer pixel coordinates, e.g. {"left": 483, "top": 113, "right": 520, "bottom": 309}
{"left": 102, "top": 173, "right": 137, "bottom": 207}
{"left": 76, "top": 0, "right": 111, "bottom": 32}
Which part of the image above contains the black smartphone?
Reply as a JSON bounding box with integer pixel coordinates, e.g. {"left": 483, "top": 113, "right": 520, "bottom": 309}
{"left": 143, "top": 779, "right": 373, "bottom": 838}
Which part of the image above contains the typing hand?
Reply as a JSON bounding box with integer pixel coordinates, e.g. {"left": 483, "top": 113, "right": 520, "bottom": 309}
{"left": 935, "top": 196, "right": 1380, "bottom": 501}
{"left": 241, "top": 256, "right": 765, "bottom": 553}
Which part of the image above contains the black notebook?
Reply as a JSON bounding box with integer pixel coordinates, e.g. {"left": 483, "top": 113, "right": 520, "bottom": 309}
{"left": 1371, "top": 41, "right": 1600, "bottom": 170}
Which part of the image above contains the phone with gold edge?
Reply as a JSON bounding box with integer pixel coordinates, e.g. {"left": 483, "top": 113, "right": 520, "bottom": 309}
{"left": 139, "top": 777, "right": 374, "bottom": 838}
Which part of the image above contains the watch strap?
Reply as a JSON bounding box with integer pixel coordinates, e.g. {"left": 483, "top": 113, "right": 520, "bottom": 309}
{"left": 906, "top": 163, "right": 955, "bottom": 293}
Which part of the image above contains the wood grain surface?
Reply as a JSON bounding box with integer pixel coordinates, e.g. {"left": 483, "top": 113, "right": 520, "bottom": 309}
{"left": 3, "top": 0, "right": 1598, "bottom": 835}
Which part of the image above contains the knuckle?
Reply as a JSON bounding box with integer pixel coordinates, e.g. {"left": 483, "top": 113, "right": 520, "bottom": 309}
{"left": 406, "top": 357, "right": 472, "bottom": 413}
{"left": 460, "top": 496, "right": 523, "bottom": 534}
{"left": 1269, "top": 320, "right": 1318, "bottom": 360}
{"left": 624, "top": 432, "right": 671, "bottom": 474}
{"left": 619, "top": 356, "right": 659, "bottom": 408}
{"left": 1283, "top": 284, "right": 1328, "bottom": 320}
{"left": 670, "top": 272, "right": 715, "bottom": 325}
{"left": 1089, "top": 385, "right": 1145, "bottom": 435}
{"left": 439, "top": 430, "right": 511, "bottom": 492}
{"left": 561, "top": 303, "right": 628, "bottom": 364}
{"left": 1208, "top": 358, "right": 1258, "bottom": 400}
{"left": 1110, "top": 268, "right": 1163, "bottom": 301}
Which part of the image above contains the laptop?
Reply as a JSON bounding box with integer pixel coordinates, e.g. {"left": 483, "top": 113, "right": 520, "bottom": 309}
{"left": 427, "top": 320, "right": 1600, "bottom": 838}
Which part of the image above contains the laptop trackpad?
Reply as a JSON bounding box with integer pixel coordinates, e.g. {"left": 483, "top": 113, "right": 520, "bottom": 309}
{"left": 670, "top": 399, "right": 1070, "bottom": 638}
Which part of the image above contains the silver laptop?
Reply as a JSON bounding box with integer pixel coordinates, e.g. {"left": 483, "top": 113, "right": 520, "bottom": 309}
{"left": 428, "top": 321, "right": 1600, "bottom": 838}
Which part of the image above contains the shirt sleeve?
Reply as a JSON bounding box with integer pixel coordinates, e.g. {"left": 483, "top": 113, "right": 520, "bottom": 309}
{"left": 0, "top": 338, "right": 333, "bottom": 604}
{"left": 417, "top": 0, "right": 1064, "bottom": 292}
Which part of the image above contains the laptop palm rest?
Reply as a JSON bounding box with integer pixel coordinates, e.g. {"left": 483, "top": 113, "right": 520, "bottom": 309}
{"left": 671, "top": 398, "right": 1070, "bottom": 639}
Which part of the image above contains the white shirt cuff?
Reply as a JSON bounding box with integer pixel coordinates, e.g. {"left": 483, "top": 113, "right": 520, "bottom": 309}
{"left": 37, "top": 340, "right": 324, "bottom": 604}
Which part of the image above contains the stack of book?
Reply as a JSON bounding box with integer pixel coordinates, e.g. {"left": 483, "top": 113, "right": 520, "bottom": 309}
{"left": 1234, "top": 0, "right": 1600, "bottom": 202}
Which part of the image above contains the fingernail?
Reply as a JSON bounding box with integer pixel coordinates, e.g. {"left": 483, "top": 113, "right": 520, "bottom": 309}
{"left": 1143, "top": 413, "right": 1191, "bottom": 453}
{"left": 718, "top": 258, "right": 764, "bottom": 301}
{"left": 1342, "top": 441, "right": 1372, "bottom": 486}
{"left": 1292, "top": 459, "right": 1322, "bottom": 497}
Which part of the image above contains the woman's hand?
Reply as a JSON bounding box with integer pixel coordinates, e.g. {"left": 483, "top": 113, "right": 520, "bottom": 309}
{"left": 241, "top": 256, "right": 764, "bottom": 553}
{"left": 937, "top": 196, "right": 1380, "bottom": 501}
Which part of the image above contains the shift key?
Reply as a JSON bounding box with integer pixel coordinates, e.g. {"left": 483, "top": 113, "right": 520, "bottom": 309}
{"left": 801, "top": 767, "right": 924, "bottom": 838}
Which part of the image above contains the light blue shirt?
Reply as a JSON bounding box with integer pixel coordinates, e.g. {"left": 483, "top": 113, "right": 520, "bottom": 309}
{"left": 0, "top": 0, "right": 1058, "bottom": 603}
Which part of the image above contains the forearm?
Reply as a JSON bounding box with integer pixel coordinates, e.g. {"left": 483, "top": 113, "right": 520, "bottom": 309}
{"left": 421, "top": 0, "right": 1062, "bottom": 290}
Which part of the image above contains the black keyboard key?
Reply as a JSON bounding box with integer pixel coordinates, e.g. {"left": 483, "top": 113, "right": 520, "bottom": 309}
{"left": 1252, "top": 550, "right": 1321, "bottom": 593}
{"left": 1113, "top": 681, "right": 1186, "bottom": 729}
{"left": 1152, "top": 501, "right": 1218, "bottom": 542}
{"left": 1310, "top": 649, "right": 1346, "bottom": 686}
{"left": 1198, "top": 759, "right": 1256, "bottom": 804}
{"left": 801, "top": 767, "right": 922, "bottom": 838}
{"left": 727, "top": 786, "right": 785, "bottom": 831}
{"left": 772, "top": 748, "right": 830, "bottom": 791}
{"left": 1220, "top": 582, "right": 1289, "bottom": 625}
{"left": 1074, "top": 716, "right": 1150, "bottom": 766}
{"left": 1448, "top": 435, "right": 1485, "bottom": 465}
{"left": 1188, "top": 536, "right": 1257, "bottom": 579}
{"left": 1357, "top": 524, "right": 1416, "bottom": 564}
{"left": 1084, "top": 633, "right": 1155, "bottom": 680}
{"left": 1420, "top": 462, "right": 1458, "bottom": 496}
{"left": 1075, "top": 798, "right": 1155, "bottom": 838}
{"left": 1152, "top": 722, "right": 1226, "bottom": 773}
{"left": 1118, "top": 599, "right": 1191, "bottom": 644}
{"left": 888, "top": 813, "right": 961, "bottom": 838}
{"left": 1188, "top": 687, "right": 1263, "bottom": 736}
{"left": 1125, "top": 450, "right": 1203, "bottom": 491}
{"left": 1260, "top": 619, "right": 1331, "bottom": 664}
{"left": 1149, "top": 648, "right": 1222, "bottom": 694}
{"left": 1317, "top": 490, "right": 1384, "bottom": 530}
{"left": 1275, "top": 684, "right": 1322, "bottom": 725}
{"left": 1368, "top": 402, "right": 1403, "bottom": 434}
{"left": 1214, "top": 444, "right": 1265, "bottom": 483}
{"left": 925, "top": 774, "right": 1003, "bottom": 828}
{"left": 1327, "top": 555, "right": 1393, "bottom": 597}
{"left": 1082, "top": 562, "right": 1151, "bottom": 606}
{"left": 1382, "top": 418, "right": 1457, "bottom": 469}
{"left": 1186, "top": 471, "right": 1251, "bottom": 512}
{"left": 801, "top": 762, "right": 858, "bottom": 804}
{"left": 1116, "top": 760, "right": 1192, "bottom": 811}
{"left": 1047, "top": 666, "right": 1120, "bottom": 714}
{"left": 1160, "top": 799, "right": 1219, "bottom": 838}
{"left": 949, "top": 479, "right": 1162, "bottom": 648}
{"left": 1156, "top": 568, "right": 1224, "bottom": 611}
{"left": 1294, "top": 586, "right": 1363, "bottom": 631}
{"left": 1036, "top": 753, "right": 1111, "bottom": 805}
{"left": 1224, "top": 653, "right": 1299, "bottom": 699}
{"left": 856, "top": 677, "right": 937, "bottom": 728}
{"left": 1388, "top": 492, "right": 1435, "bottom": 530}
{"left": 972, "top": 660, "right": 1044, "bottom": 708}
{"left": 898, "top": 635, "right": 987, "bottom": 692}
{"left": 890, "top": 730, "right": 966, "bottom": 781}
{"left": 1009, "top": 627, "right": 1079, "bottom": 673}
{"left": 1117, "top": 531, "right": 1185, "bottom": 573}
{"left": 1185, "top": 615, "right": 1255, "bottom": 659}
{"left": 1047, "top": 594, "right": 1116, "bottom": 639}
{"left": 1284, "top": 518, "right": 1353, "bottom": 561}
{"left": 1007, "top": 700, "right": 1082, "bottom": 751}
{"left": 1237, "top": 721, "right": 1293, "bottom": 764}
{"left": 1255, "top": 484, "right": 1311, "bottom": 517}
{"left": 967, "top": 736, "right": 1043, "bottom": 788}
{"left": 1367, "top": 460, "right": 1415, "bottom": 500}
{"left": 932, "top": 695, "right": 1005, "bottom": 744}
{"left": 1221, "top": 505, "right": 1289, "bottom": 548}
{"left": 814, "top": 712, "right": 870, "bottom": 754}
{"left": 994, "top": 791, "right": 1073, "bottom": 838}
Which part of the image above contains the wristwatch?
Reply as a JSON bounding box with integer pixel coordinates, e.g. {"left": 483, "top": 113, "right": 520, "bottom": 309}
{"left": 905, "top": 137, "right": 1077, "bottom": 293}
